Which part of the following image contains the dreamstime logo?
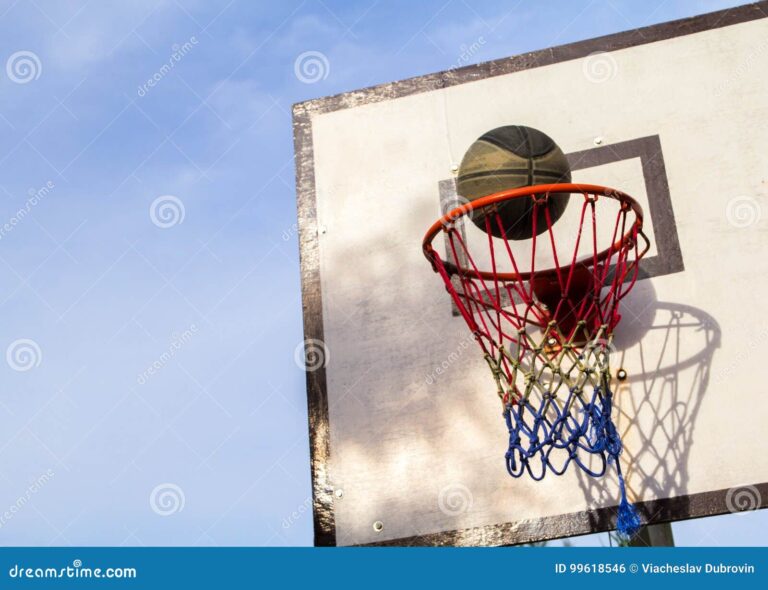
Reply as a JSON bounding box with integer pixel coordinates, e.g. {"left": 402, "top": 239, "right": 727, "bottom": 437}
{"left": 438, "top": 483, "right": 474, "bottom": 516}
{"left": 725, "top": 485, "right": 761, "bottom": 515}
{"left": 294, "top": 338, "right": 329, "bottom": 372}
{"left": 149, "top": 483, "right": 185, "bottom": 516}
{"left": 6, "top": 51, "right": 42, "bottom": 84}
{"left": 6, "top": 339, "right": 42, "bottom": 372}
{"left": 725, "top": 195, "right": 761, "bottom": 228}
{"left": 441, "top": 195, "right": 477, "bottom": 230}
{"left": 294, "top": 51, "right": 329, "bottom": 84}
{"left": 582, "top": 337, "right": 617, "bottom": 372}
{"left": 582, "top": 51, "right": 618, "bottom": 84}
{"left": 149, "top": 195, "right": 185, "bottom": 228}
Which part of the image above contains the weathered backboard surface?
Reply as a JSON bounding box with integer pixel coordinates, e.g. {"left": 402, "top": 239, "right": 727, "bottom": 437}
{"left": 293, "top": 2, "right": 768, "bottom": 546}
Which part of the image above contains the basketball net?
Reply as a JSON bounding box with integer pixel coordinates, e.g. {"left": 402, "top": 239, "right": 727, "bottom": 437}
{"left": 423, "top": 185, "right": 650, "bottom": 539}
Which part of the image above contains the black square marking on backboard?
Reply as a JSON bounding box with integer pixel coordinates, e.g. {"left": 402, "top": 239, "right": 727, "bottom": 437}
{"left": 567, "top": 135, "right": 684, "bottom": 280}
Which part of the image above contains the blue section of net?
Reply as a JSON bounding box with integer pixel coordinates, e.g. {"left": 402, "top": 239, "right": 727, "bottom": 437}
{"left": 503, "top": 386, "right": 641, "bottom": 538}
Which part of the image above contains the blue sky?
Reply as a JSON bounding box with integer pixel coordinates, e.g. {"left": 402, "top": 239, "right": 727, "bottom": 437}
{"left": 0, "top": 0, "right": 764, "bottom": 546}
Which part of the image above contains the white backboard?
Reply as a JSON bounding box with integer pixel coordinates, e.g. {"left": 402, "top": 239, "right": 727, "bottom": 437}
{"left": 293, "top": 2, "right": 768, "bottom": 546}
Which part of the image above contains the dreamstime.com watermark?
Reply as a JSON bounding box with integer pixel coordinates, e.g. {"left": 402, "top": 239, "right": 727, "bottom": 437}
{"left": 282, "top": 496, "right": 312, "bottom": 529}
{"left": 0, "top": 181, "right": 55, "bottom": 241}
{"left": 714, "top": 327, "right": 768, "bottom": 385}
{"left": 424, "top": 336, "right": 472, "bottom": 385}
{"left": 282, "top": 222, "right": 298, "bottom": 242}
{"left": 452, "top": 36, "right": 486, "bottom": 70}
{"left": 424, "top": 36, "right": 486, "bottom": 91}
{"left": 8, "top": 560, "right": 136, "bottom": 580}
{"left": 137, "top": 325, "right": 198, "bottom": 385}
{"left": 137, "top": 37, "right": 199, "bottom": 97}
{"left": 714, "top": 37, "right": 768, "bottom": 97}
{"left": 582, "top": 337, "right": 618, "bottom": 372}
{"left": 0, "top": 469, "right": 55, "bottom": 530}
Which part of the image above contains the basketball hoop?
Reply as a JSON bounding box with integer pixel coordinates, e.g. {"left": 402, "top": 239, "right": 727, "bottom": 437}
{"left": 422, "top": 183, "right": 650, "bottom": 539}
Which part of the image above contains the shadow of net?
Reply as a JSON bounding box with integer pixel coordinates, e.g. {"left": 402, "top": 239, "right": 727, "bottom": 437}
{"left": 574, "top": 295, "right": 721, "bottom": 530}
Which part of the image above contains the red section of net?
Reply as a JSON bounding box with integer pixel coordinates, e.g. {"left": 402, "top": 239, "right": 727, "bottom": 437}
{"left": 429, "top": 191, "right": 645, "bottom": 404}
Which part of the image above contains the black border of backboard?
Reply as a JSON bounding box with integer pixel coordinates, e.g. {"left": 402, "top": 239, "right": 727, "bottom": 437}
{"left": 292, "top": 1, "right": 768, "bottom": 547}
{"left": 568, "top": 135, "right": 684, "bottom": 279}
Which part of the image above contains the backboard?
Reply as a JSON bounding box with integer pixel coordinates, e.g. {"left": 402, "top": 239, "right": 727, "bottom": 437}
{"left": 293, "top": 2, "right": 768, "bottom": 546}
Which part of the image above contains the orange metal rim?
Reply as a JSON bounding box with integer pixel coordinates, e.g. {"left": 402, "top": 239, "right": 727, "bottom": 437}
{"left": 422, "top": 183, "right": 649, "bottom": 281}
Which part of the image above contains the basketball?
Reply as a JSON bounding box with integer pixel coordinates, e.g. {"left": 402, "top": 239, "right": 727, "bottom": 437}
{"left": 457, "top": 125, "right": 571, "bottom": 240}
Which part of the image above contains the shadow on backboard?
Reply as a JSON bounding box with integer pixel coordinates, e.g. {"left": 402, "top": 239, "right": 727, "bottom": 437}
{"left": 575, "top": 280, "right": 721, "bottom": 531}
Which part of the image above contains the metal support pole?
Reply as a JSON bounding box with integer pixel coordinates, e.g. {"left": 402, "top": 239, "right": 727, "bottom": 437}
{"left": 628, "top": 522, "right": 675, "bottom": 546}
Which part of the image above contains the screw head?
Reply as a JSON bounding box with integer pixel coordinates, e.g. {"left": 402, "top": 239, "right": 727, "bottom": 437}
{"left": 616, "top": 368, "right": 628, "bottom": 381}
{"left": 334, "top": 489, "right": 344, "bottom": 499}
{"left": 594, "top": 136, "right": 604, "bottom": 145}
{"left": 373, "top": 520, "right": 384, "bottom": 532}
{"left": 450, "top": 164, "right": 459, "bottom": 173}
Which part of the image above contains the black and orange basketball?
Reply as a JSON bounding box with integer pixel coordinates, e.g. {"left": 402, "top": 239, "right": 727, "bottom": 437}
{"left": 457, "top": 125, "right": 571, "bottom": 240}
